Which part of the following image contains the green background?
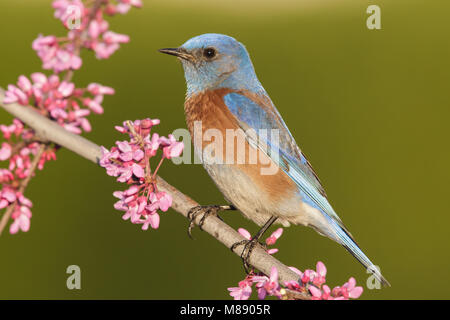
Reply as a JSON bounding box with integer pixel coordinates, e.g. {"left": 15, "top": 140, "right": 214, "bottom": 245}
{"left": 0, "top": 0, "right": 449, "bottom": 299}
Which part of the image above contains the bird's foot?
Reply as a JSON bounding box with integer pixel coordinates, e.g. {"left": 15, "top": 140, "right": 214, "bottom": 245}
{"left": 230, "top": 216, "right": 277, "bottom": 273}
{"left": 230, "top": 238, "right": 268, "bottom": 274}
{"left": 187, "top": 205, "right": 235, "bottom": 238}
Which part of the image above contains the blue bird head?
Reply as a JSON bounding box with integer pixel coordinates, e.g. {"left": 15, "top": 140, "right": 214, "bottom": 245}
{"left": 159, "top": 34, "right": 265, "bottom": 96}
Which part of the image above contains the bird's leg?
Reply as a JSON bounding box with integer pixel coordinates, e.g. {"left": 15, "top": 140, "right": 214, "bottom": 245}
{"left": 231, "top": 216, "right": 278, "bottom": 273}
{"left": 187, "top": 205, "right": 236, "bottom": 238}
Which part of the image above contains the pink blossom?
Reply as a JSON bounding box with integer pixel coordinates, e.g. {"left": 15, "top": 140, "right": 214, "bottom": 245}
{"left": 57, "top": 81, "right": 75, "bottom": 97}
{"left": 253, "top": 267, "right": 281, "bottom": 299}
{"left": 1, "top": 121, "right": 22, "bottom": 139}
{"left": 0, "top": 143, "right": 12, "bottom": 161}
{"left": 1, "top": 188, "right": 17, "bottom": 203}
{"left": 100, "top": 146, "right": 119, "bottom": 166}
{"left": 112, "top": 0, "right": 143, "bottom": 15}
{"left": 47, "top": 49, "right": 82, "bottom": 73}
{"left": 31, "top": 72, "right": 48, "bottom": 87}
{"left": 115, "top": 118, "right": 160, "bottom": 137}
{"left": 113, "top": 187, "right": 161, "bottom": 231}
{"left": 116, "top": 166, "right": 132, "bottom": 182}
{"left": 160, "top": 134, "right": 184, "bottom": 159}
{"left": 33, "top": 34, "right": 82, "bottom": 73}
{"left": 298, "top": 261, "right": 328, "bottom": 287}
{"left": 103, "top": 31, "right": 130, "bottom": 44}
{"left": 288, "top": 266, "right": 303, "bottom": 277}
{"left": 17, "top": 193, "right": 32, "bottom": 208}
{"left": 88, "top": 20, "right": 102, "bottom": 39}
{"left": 148, "top": 191, "right": 172, "bottom": 212}
{"left": 131, "top": 163, "right": 144, "bottom": 178}
{"left": 321, "top": 285, "right": 332, "bottom": 300}
{"left": 265, "top": 227, "right": 283, "bottom": 245}
{"left": 238, "top": 228, "right": 251, "bottom": 240}
{"left": 38, "top": 149, "right": 57, "bottom": 170}
{"left": 63, "top": 123, "right": 82, "bottom": 134}
{"left": 228, "top": 278, "right": 252, "bottom": 300}
{"left": 0, "top": 169, "right": 14, "bottom": 183}
{"left": 301, "top": 269, "right": 315, "bottom": 284}
{"left": 77, "top": 117, "right": 91, "bottom": 132}
{"left": 93, "top": 42, "right": 119, "bottom": 59}
{"left": 32, "top": 35, "right": 57, "bottom": 52}
{"left": 0, "top": 188, "right": 16, "bottom": 209}
{"left": 141, "top": 212, "right": 160, "bottom": 230}
{"left": 83, "top": 97, "right": 104, "bottom": 114}
{"left": 145, "top": 133, "right": 161, "bottom": 157}
{"left": 91, "top": 29, "right": 132, "bottom": 60}
{"left": 9, "top": 210, "right": 31, "bottom": 234}
{"left": 309, "top": 285, "right": 323, "bottom": 300}
{"left": 313, "top": 261, "right": 327, "bottom": 286}
{"left": 335, "top": 277, "right": 364, "bottom": 299}
{"left": 18, "top": 76, "right": 33, "bottom": 95}
{"left": 117, "top": 141, "right": 132, "bottom": 153}
{"left": 102, "top": 119, "right": 180, "bottom": 231}
{"left": 3, "top": 85, "right": 28, "bottom": 105}
{"left": 87, "top": 83, "right": 115, "bottom": 95}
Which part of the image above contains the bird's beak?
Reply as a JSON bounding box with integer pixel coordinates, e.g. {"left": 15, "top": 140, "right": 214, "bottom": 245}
{"left": 158, "top": 47, "right": 193, "bottom": 62}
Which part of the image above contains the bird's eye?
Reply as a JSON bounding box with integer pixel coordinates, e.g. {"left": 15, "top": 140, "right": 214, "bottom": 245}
{"left": 203, "top": 47, "right": 216, "bottom": 59}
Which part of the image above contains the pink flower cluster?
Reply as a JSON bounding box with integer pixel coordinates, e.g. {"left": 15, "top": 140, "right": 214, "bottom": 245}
{"left": 0, "top": 188, "right": 33, "bottom": 234}
{"left": 36, "top": 0, "right": 140, "bottom": 72}
{"left": 0, "top": 0, "right": 141, "bottom": 235}
{"left": 100, "top": 119, "right": 184, "bottom": 230}
{"left": 228, "top": 227, "right": 363, "bottom": 300}
{"left": 228, "top": 267, "right": 281, "bottom": 300}
{"left": 0, "top": 118, "right": 56, "bottom": 235}
{"left": 1, "top": 120, "right": 56, "bottom": 176}
{"left": 32, "top": 35, "right": 82, "bottom": 73}
{"left": 3, "top": 74, "right": 113, "bottom": 135}
{"left": 284, "top": 262, "right": 363, "bottom": 300}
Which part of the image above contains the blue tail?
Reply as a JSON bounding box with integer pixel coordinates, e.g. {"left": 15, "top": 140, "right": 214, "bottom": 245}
{"left": 329, "top": 219, "right": 390, "bottom": 287}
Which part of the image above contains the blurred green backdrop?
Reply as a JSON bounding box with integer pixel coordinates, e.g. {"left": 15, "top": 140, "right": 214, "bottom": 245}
{"left": 0, "top": 0, "right": 449, "bottom": 299}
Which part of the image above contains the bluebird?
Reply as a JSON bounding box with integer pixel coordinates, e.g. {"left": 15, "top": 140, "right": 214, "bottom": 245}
{"left": 159, "top": 33, "right": 389, "bottom": 287}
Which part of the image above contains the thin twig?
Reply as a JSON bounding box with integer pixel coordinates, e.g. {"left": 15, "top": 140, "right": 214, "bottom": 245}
{"left": 0, "top": 87, "right": 310, "bottom": 299}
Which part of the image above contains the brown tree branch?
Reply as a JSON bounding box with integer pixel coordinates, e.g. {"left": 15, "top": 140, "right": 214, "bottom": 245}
{"left": 0, "top": 86, "right": 310, "bottom": 299}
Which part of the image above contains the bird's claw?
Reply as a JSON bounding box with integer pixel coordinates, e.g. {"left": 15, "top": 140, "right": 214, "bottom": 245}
{"left": 231, "top": 238, "right": 267, "bottom": 274}
{"left": 187, "top": 205, "right": 231, "bottom": 238}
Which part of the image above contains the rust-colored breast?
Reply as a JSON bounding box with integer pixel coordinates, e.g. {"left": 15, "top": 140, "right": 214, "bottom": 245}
{"left": 184, "top": 89, "right": 298, "bottom": 202}
{"left": 184, "top": 88, "right": 235, "bottom": 137}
